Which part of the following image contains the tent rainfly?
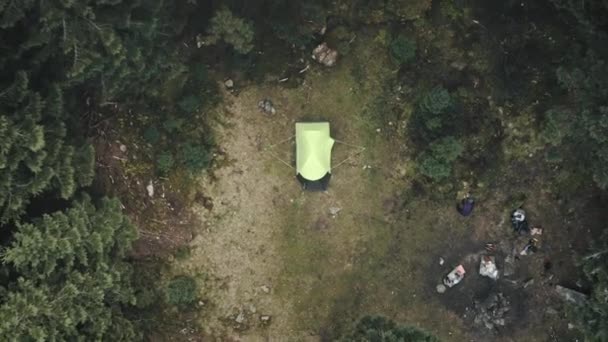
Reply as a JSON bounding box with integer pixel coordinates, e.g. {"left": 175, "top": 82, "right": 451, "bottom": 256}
{"left": 296, "top": 122, "right": 335, "bottom": 190}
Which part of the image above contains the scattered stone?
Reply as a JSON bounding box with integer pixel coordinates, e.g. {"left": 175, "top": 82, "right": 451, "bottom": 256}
{"left": 257, "top": 99, "right": 276, "bottom": 114}
{"left": 198, "top": 301, "right": 205, "bottom": 307}
{"left": 261, "top": 285, "right": 271, "bottom": 294}
{"left": 224, "top": 79, "right": 234, "bottom": 89}
{"left": 312, "top": 42, "right": 338, "bottom": 67}
{"left": 450, "top": 61, "right": 467, "bottom": 71}
{"left": 523, "top": 278, "right": 535, "bottom": 289}
{"left": 259, "top": 315, "right": 272, "bottom": 325}
{"left": 439, "top": 257, "right": 445, "bottom": 266}
{"left": 376, "top": 128, "right": 381, "bottom": 133}
{"left": 195, "top": 34, "right": 205, "bottom": 48}
{"left": 473, "top": 292, "right": 511, "bottom": 330}
{"left": 329, "top": 206, "right": 342, "bottom": 216}
{"left": 436, "top": 284, "right": 447, "bottom": 294}
{"left": 146, "top": 181, "right": 154, "bottom": 197}
{"left": 249, "top": 304, "right": 257, "bottom": 313}
{"left": 235, "top": 312, "right": 246, "bottom": 324}
{"left": 568, "top": 323, "right": 575, "bottom": 330}
{"left": 119, "top": 144, "right": 127, "bottom": 152}
{"left": 555, "top": 285, "right": 588, "bottom": 306}
{"left": 545, "top": 307, "right": 558, "bottom": 315}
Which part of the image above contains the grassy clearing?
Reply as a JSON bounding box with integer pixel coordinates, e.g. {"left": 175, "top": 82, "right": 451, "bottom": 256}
{"left": 173, "top": 25, "right": 593, "bottom": 342}
{"left": 256, "top": 30, "right": 473, "bottom": 340}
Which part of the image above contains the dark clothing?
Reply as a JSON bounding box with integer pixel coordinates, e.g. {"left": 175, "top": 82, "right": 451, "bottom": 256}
{"left": 511, "top": 216, "right": 530, "bottom": 234}
{"left": 457, "top": 198, "right": 475, "bottom": 216}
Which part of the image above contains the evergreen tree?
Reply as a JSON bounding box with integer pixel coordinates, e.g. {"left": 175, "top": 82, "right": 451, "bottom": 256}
{"left": 417, "top": 136, "right": 464, "bottom": 181}
{"left": 0, "top": 73, "right": 94, "bottom": 223}
{"left": 205, "top": 7, "right": 255, "bottom": 54}
{"left": 576, "top": 229, "right": 608, "bottom": 341}
{"left": 0, "top": 195, "right": 138, "bottom": 340}
{"left": 542, "top": 53, "right": 608, "bottom": 189}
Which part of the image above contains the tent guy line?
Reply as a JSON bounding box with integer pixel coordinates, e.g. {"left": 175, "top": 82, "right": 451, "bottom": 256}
{"left": 262, "top": 122, "right": 366, "bottom": 190}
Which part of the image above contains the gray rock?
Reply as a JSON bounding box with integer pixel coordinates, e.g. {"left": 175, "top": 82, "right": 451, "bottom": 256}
{"left": 261, "top": 285, "right": 271, "bottom": 294}
{"left": 235, "top": 312, "right": 245, "bottom": 324}
{"left": 146, "top": 181, "right": 154, "bottom": 197}
{"left": 556, "top": 285, "right": 588, "bottom": 306}
{"left": 450, "top": 61, "right": 467, "bottom": 71}
{"left": 473, "top": 292, "right": 511, "bottom": 330}
{"left": 329, "top": 206, "right": 342, "bottom": 216}
{"left": 312, "top": 43, "right": 338, "bottom": 67}
{"left": 259, "top": 315, "right": 272, "bottom": 325}
{"left": 545, "top": 307, "right": 558, "bottom": 315}
{"left": 224, "top": 79, "right": 234, "bottom": 89}
{"left": 258, "top": 99, "right": 276, "bottom": 115}
{"left": 436, "top": 284, "right": 447, "bottom": 294}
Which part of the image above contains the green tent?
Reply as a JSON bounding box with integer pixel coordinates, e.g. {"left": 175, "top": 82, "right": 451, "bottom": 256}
{"left": 296, "top": 122, "right": 334, "bottom": 190}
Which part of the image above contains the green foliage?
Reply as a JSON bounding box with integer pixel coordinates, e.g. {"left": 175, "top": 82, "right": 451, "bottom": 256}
{"left": 179, "top": 144, "right": 211, "bottom": 173}
{"left": 576, "top": 229, "right": 608, "bottom": 341}
{"left": 0, "top": 195, "right": 138, "bottom": 340}
{"left": 410, "top": 86, "right": 455, "bottom": 142}
{"left": 390, "top": 35, "right": 417, "bottom": 65}
{"left": 417, "top": 136, "right": 463, "bottom": 181}
{"left": 542, "top": 53, "right": 608, "bottom": 189}
{"left": 178, "top": 95, "right": 203, "bottom": 114}
{"left": 267, "top": 1, "right": 325, "bottom": 47}
{"left": 385, "top": 0, "right": 433, "bottom": 20}
{"left": 420, "top": 86, "right": 453, "bottom": 118}
{"left": 144, "top": 125, "right": 161, "bottom": 144}
{"left": 165, "top": 275, "right": 198, "bottom": 308}
{"left": 206, "top": 8, "right": 255, "bottom": 54}
{"left": 0, "top": 73, "right": 94, "bottom": 223}
{"left": 156, "top": 152, "right": 175, "bottom": 175}
{"left": 340, "top": 315, "right": 440, "bottom": 342}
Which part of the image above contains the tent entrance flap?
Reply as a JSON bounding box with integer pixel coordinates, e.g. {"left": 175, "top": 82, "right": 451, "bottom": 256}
{"left": 295, "top": 122, "right": 335, "bottom": 183}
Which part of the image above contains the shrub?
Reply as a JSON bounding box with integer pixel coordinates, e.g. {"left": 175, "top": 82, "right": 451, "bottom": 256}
{"left": 144, "top": 125, "right": 161, "bottom": 144}
{"left": 162, "top": 117, "right": 184, "bottom": 132}
{"left": 417, "top": 136, "right": 463, "bottom": 180}
{"left": 156, "top": 152, "right": 175, "bottom": 175}
{"left": 206, "top": 8, "right": 255, "bottom": 54}
{"left": 165, "top": 275, "right": 198, "bottom": 308}
{"left": 179, "top": 143, "right": 212, "bottom": 173}
{"left": 410, "top": 86, "right": 454, "bottom": 141}
{"left": 178, "top": 95, "right": 203, "bottom": 114}
{"left": 390, "top": 35, "right": 417, "bottom": 64}
{"left": 340, "top": 315, "right": 439, "bottom": 342}
{"left": 420, "top": 86, "right": 452, "bottom": 117}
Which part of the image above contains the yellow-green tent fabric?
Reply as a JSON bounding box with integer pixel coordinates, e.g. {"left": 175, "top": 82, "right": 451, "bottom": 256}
{"left": 296, "top": 122, "right": 335, "bottom": 181}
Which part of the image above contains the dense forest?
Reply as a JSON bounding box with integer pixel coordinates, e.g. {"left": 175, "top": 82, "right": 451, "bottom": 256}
{"left": 1, "top": 0, "right": 607, "bottom": 340}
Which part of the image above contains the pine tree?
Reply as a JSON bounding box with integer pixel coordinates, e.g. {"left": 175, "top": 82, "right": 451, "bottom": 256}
{"left": 0, "top": 72, "right": 95, "bottom": 223}
{"left": 576, "top": 229, "right": 608, "bottom": 341}
{"left": 0, "top": 195, "right": 138, "bottom": 340}
{"left": 206, "top": 7, "right": 255, "bottom": 54}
